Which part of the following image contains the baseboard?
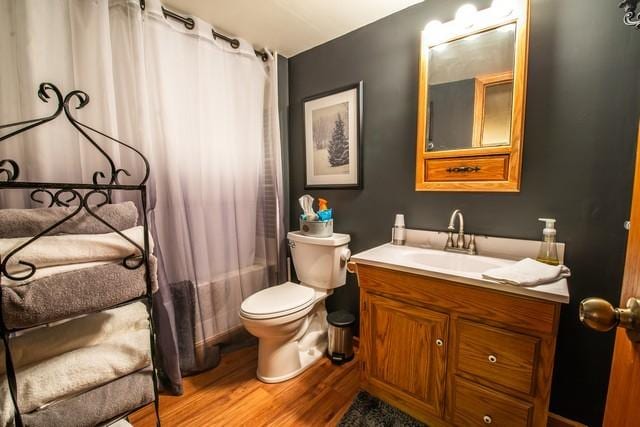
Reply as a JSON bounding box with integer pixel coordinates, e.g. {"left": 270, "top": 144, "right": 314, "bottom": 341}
{"left": 547, "top": 413, "right": 588, "bottom": 427}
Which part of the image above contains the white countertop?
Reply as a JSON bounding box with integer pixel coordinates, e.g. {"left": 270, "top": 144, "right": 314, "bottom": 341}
{"left": 351, "top": 242, "right": 570, "bottom": 304}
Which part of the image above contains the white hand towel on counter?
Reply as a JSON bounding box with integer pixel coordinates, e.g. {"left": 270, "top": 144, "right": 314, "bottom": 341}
{"left": 482, "top": 258, "right": 571, "bottom": 287}
{"left": 0, "top": 226, "right": 154, "bottom": 276}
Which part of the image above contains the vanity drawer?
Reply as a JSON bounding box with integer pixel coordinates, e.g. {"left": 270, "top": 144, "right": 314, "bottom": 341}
{"left": 425, "top": 155, "right": 509, "bottom": 181}
{"left": 451, "top": 377, "right": 533, "bottom": 426}
{"left": 455, "top": 320, "right": 539, "bottom": 395}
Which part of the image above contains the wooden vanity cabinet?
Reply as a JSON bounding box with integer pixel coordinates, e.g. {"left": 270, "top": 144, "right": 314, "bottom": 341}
{"left": 356, "top": 264, "right": 561, "bottom": 427}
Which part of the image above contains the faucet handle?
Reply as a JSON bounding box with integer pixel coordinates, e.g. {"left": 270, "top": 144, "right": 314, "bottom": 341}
{"left": 468, "top": 234, "right": 477, "bottom": 254}
{"left": 445, "top": 231, "right": 454, "bottom": 248}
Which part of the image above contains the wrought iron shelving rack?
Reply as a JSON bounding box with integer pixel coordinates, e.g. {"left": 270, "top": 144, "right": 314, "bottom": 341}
{"left": 0, "top": 82, "right": 161, "bottom": 427}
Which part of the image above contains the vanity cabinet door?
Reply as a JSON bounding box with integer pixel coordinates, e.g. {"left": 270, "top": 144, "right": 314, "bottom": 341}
{"left": 363, "top": 293, "right": 449, "bottom": 417}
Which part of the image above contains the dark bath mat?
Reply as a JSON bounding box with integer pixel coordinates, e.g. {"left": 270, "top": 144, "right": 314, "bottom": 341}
{"left": 338, "top": 391, "right": 427, "bottom": 427}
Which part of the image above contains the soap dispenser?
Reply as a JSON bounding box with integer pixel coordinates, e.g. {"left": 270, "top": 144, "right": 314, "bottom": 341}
{"left": 537, "top": 218, "right": 559, "bottom": 265}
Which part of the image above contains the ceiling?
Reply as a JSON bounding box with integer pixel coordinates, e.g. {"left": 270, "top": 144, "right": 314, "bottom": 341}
{"left": 164, "top": 0, "right": 423, "bottom": 57}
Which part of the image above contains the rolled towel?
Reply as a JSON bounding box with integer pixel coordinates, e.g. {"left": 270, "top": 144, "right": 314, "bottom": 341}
{"left": 0, "top": 302, "right": 149, "bottom": 374}
{"left": 1, "top": 257, "right": 158, "bottom": 330}
{"left": 0, "top": 201, "right": 139, "bottom": 239}
{"left": 0, "top": 327, "right": 151, "bottom": 425}
{"left": 20, "top": 367, "right": 154, "bottom": 427}
{"left": 482, "top": 258, "right": 571, "bottom": 287}
{"left": 0, "top": 226, "right": 153, "bottom": 276}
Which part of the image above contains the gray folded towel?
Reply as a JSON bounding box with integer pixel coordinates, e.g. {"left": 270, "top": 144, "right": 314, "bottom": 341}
{"left": 0, "top": 201, "right": 138, "bottom": 238}
{"left": 21, "top": 367, "right": 154, "bottom": 427}
{"left": 2, "top": 256, "right": 158, "bottom": 330}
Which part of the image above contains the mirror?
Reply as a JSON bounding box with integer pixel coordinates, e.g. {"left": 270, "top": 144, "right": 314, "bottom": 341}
{"left": 426, "top": 24, "right": 515, "bottom": 152}
{"left": 415, "top": 0, "right": 529, "bottom": 192}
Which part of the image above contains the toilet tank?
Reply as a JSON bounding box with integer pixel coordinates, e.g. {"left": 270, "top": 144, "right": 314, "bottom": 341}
{"left": 287, "top": 231, "right": 351, "bottom": 289}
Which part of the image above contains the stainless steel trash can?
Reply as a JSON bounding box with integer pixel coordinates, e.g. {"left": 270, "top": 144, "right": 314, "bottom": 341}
{"left": 327, "top": 311, "right": 355, "bottom": 364}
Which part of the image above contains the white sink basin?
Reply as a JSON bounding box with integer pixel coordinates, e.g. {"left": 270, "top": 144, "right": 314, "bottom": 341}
{"left": 349, "top": 243, "right": 513, "bottom": 279}
{"left": 404, "top": 251, "right": 507, "bottom": 274}
{"left": 351, "top": 242, "right": 570, "bottom": 304}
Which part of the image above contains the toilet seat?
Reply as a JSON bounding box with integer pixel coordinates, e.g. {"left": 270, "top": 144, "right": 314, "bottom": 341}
{"left": 240, "top": 282, "right": 315, "bottom": 320}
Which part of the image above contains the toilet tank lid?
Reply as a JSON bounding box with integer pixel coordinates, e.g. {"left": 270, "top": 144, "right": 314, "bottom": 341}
{"left": 287, "top": 231, "right": 350, "bottom": 246}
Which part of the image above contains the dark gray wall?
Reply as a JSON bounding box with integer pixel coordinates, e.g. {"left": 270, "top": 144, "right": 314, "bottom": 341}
{"left": 287, "top": 0, "right": 640, "bottom": 424}
{"left": 429, "top": 79, "right": 475, "bottom": 151}
{"left": 277, "top": 54, "right": 290, "bottom": 233}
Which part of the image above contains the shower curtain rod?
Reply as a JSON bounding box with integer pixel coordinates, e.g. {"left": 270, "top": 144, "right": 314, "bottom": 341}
{"left": 152, "top": 4, "right": 269, "bottom": 62}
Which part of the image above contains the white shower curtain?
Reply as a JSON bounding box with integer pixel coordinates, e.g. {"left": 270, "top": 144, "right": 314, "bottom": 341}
{"left": 0, "top": 0, "right": 286, "bottom": 392}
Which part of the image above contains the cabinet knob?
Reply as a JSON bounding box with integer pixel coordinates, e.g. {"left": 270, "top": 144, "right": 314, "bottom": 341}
{"left": 483, "top": 415, "right": 493, "bottom": 424}
{"left": 435, "top": 339, "right": 444, "bottom": 347}
{"left": 488, "top": 354, "right": 497, "bottom": 363}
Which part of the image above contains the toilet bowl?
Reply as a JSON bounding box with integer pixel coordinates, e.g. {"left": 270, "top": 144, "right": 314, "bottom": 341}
{"left": 240, "top": 231, "right": 351, "bottom": 383}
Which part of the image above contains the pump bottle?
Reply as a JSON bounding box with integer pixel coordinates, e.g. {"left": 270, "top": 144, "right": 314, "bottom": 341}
{"left": 536, "top": 218, "right": 559, "bottom": 265}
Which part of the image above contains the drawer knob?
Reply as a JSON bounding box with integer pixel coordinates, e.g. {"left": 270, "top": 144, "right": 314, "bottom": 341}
{"left": 435, "top": 339, "right": 444, "bottom": 347}
{"left": 483, "top": 415, "right": 493, "bottom": 424}
{"left": 488, "top": 355, "right": 497, "bottom": 363}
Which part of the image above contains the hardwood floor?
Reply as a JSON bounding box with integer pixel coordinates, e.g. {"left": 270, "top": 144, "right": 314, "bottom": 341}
{"left": 130, "top": 346, "right": 360, "bottom": 427}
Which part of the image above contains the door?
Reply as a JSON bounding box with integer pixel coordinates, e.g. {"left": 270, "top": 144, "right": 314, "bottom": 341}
{"left": 364, "top": 292, "right": 449, "bottom": 416}
{"left": 580, "top": 124, "right": 640, "bottom": 425}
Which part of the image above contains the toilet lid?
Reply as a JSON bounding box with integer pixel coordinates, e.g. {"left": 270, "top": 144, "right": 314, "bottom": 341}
{"left": 240, "top": 282, "right": 315, "bottom": 319}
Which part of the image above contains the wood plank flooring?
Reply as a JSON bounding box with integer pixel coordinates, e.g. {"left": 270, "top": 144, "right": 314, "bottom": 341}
{"left": 130, "top": 346, "right": 360, "bottom": 427}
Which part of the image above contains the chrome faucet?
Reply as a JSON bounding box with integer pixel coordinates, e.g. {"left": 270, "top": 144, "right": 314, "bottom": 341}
{"left": 444, "top": 209, "right": 477, "bottom": 255}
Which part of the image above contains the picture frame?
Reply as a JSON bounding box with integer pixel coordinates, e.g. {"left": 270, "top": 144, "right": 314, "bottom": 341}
{"left": 303, "top": 81, "right": 363, "bottom": 189}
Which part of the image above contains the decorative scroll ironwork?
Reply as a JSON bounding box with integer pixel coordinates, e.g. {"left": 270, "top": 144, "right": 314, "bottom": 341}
{"left": 0, "top": 190, "right": 145, "bottom": 281}
{"left": 0, "top": 82, "right": 161, "bottom": 426}
{"left": 0, "top": 82, "right": 152, "bottom": 280}
{"left": 0, "top": 82, "right": 150, "bottom": 187}
{"left": 620, "top": 0, "right": 640, "bottom": 28}
{"left": 0, "top": 159, "right": 19, "bottom": 182}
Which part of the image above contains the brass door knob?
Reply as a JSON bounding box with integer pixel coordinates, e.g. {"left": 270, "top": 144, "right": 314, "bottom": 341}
{"left": 579, "top": 297, "right": 640, "bottom": 342}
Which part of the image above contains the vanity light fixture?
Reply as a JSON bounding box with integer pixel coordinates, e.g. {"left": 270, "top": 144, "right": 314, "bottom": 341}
{"left": 423, "top": 1, "right": 517, "bottom": 44}
{"left": 423, "top": 20, "right": 444, "bottom": 44}
{"left": 455, "top": 4, "right": 478, "bottom": 28}
{"left": 490, "top": 0, "right": 515, "bottom": 18}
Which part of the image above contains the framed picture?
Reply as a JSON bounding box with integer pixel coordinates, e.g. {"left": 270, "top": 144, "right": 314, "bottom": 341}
{"left": 303, "top": 81, "right": 363, "bottom": 189}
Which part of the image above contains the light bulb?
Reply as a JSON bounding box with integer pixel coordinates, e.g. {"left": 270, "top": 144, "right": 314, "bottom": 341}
{"left": 424, "top": 20, "right": 443, "bottom": 33}
{"left": 490, "top": 0, "right": 515, "bottom": 17}
{"left": 455, "top": 4, "right": 477, "bottom": 28}
{"left": 424, "top": 20, "right": 444, "bottom": 44}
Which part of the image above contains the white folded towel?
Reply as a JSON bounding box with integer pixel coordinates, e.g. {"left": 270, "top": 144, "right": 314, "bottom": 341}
{"left": 0, "top": 302, "right": 151, "bottom": 426}
{"left": 482, "top": 258, "right": 571, "bottom": 287}
{"left": 0, "top": 226, "right": 154, "bottom": 276}
{"left": 0, "top": 328, "right": 151, "bottom": 425}
{"left": 0, "top": 302, "right": 149, "bottom": 375}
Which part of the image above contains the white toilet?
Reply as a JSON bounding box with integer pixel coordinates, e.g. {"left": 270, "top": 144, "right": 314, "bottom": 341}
{"left": 239, "top": 231, "right": 351, "bottom": 383}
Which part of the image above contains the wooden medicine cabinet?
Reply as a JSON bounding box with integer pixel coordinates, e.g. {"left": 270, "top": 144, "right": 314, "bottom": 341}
{"left": 415, "top": 0, "right": 530, "bottom": 191}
